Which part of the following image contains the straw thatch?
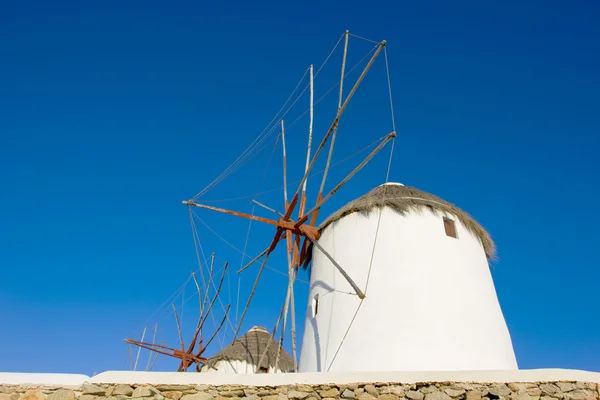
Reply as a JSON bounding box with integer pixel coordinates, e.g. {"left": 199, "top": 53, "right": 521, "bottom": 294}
{"left": 204, "top": 326, "right": 295, "bottom": 372}
{"left": 318, "top": 183, "right": 496, "bottom": 260}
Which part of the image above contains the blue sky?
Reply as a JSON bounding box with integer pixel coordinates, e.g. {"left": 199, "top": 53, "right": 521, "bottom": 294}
{"left": 1, "top": 0, "right": 599, "bottom": 375}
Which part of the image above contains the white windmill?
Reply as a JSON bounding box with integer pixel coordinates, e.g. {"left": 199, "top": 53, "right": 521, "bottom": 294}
{"left": 298, "top": 182, "right": 518, "bottom": 372}
{"left": 175, "top": 30, "right": 517, "bottom": 374}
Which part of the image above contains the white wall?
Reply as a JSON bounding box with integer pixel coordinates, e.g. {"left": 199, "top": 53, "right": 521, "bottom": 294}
{"left": 3, "top": 369, "right": 600, "bottom": 386}
{"left": 200, "top": 360, "right": 282, "bottom": 374}
{"left": 298, "top": 206, "right": 518, "bottom": 372}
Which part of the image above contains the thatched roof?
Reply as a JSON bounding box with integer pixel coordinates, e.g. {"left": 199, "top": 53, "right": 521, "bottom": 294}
{"left": 319, "top": 183, "right": 496, "bottom": 260}
{"left": 205, "top": 326, "right": 295, "bottom": 372}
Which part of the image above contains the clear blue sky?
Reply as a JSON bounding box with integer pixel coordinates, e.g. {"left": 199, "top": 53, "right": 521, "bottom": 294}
{"left": 1, "top": 0, "right": 599, "bottom": 375}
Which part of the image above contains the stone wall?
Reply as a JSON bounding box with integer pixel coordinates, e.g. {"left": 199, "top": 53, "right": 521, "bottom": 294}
{"left": 2, "top": 379, "right": 599, "bottom": 400}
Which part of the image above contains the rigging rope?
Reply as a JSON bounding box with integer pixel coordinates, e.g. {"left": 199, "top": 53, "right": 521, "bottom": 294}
{"left": 192, "top": 68, "right": 310, "bottom": 201}
{"left": 349, "top": 32, "right": 380, "bottom": 44}
{"left": 192, "top": 211, "right": 355, "bottom": 295}
{"left": 190, "top": 35, "right": 374, "bottom": 201}
{"left": 195, "top": 115, "right": 385, "bottom": 206}
{"left": 189, "top": 208, "right": 238, "bottom": 347}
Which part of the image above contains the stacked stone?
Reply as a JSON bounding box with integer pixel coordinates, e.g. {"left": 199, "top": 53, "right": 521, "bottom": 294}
{"left": 1, "top": 381, "right": 598, "bottom": 400}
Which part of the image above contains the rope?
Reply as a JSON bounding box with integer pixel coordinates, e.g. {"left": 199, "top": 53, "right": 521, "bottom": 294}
{"left": 192, "top": 211, "right": 355, "bottom": 295}
{"left": 349, "top": 32, "right": 380, "bottom": 44}
{"left": 189, "top": 210, "right": 238, "bottom": 344}
{"left": 236, "top": 133, "right": 281, "bottom": 322}
{"left": 326, "top": 301, "right": 364, "bottom": 371}
{"left": 198, "top": 133, "right": 385, "bottom": 205}
{"left": 384, "top": 47, "right": 397, "bottom": 133}
{"left": 191, "top": 32, "right": 345, "bottom": 201}
{"left": 190, "top": 207, "right": 230, "bottom": 350}
{"left": 142, "top": 273, "right": 193, "bottom": 326}
{"left": 190, "top": 38, "right": 377, "bottom": 201}
{"left": 192, "top": 68, "right": 310, "bottom": 200}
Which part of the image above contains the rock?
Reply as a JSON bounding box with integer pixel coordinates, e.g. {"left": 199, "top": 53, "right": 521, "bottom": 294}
{"left": 241, "top": 395, "right": 259, "bottom": 400}
{"left": 508, "top": 385, "right": 527, "bottom": 393}
{"left": 421, "top": 387, "right": 439, "bottom": 395}
{"left": 196, "top": 387, "right": 210, "bottom": 393}
{"left": 555, "top": 384, "right": 575, "bottom": 393}
{"left": 288, "top": 392, "right": 309, "bottom": 400}
{"left": 181, "top": 393, "right": 215, "bottom": 400}
{"left": 256, "top": 390, "right": 275, "bottom": 397}
{"left": 157, "top": 387, "right": 194, "bottom": 392}
{"left": 20, "top": 391, "right": 46, "bottom": 400}
{"left": 220, "top": 392, "right": 245, "bottom": 398}
{"left": 47, "top": 391, "right": 74, "bottom": 400}
{"left": 380, "top": 386, "right": 405, "bottom": 397}
{"left": 445, "top": 389, "right": 466, "bottom": 398}
{"left": 510, "top": 394, "right": 532, "bottom": 400}
{"left": 425, "top": 392, "right": 453, "bottom": 400}
{"left": 379, "top": 395, "right": 400, "bottom": 400}
{"left": 132, "top": 388, "right": 154, "bottom": 398}
{"left": 82, "top": 386, "right": 105, "bottom": 396}
{"left": 262, "top": 396, "right": 279, "bottom": 400}
{"left": 341, "top": 390, "right": 355, "bottom": 399}
{"left": 305, "top": 397, "right": 319, "bottom": 400}
{"left": 565, "top": 390, "right": 596, "bottom": 400}
{"left": 539, "top": 386, "right": 561, "bottom": 397}
{"left": 277, "top": 394, "right": 288, "bottom": 400}
{"left": 164, "top": 393, "right": 183, "bottom": 400}
{"left": 526, "top": 389, "right": 542, "bottom": 398}
{"left": 322, "top": 398, "right": 337, "bottom": 400}
{"left": 573, "top": 384, "right": 585, "bottom": 391}
{"left": 79, "top": 396, "right": 97, "bottom": 400}
{"left": 1, "top": 394, "right": 19, "bottom": 400}
{"left": 295, "top": 387, "right": 314, "bottom": 394}
{"left": 113, "top": 386, "right": 135, "bottom": 396}
{"left": 363, "top": 386, "right": 378, "bottom": 397}
{"left": 465, "top": 391, "right": 482, "bottom": 400}
{"left": 357, "top": 394, "right": 375, "bottom": 400}
{"left": 489, "top": 385, "right": 512, "bottom": 397}
{"left": 319, "top": 390, "right": 339, "bottom": 398}
{"left": 347, "top": 386, "right": 359, "bottom": 392}
{"left": 407, "top": 391, "right": 425, "bottom": 400}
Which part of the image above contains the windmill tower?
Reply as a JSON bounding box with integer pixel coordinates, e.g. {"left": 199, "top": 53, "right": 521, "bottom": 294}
{"left": 298, "top": 183, "right": 518, "bottom": 372}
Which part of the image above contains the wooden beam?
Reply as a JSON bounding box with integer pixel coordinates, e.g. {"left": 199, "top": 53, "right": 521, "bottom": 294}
{"left": 300, "top": 225, "right": 365, "bottom": 299}
{"left": 184, "top": 199, "right": 320, "bottom": 239}
{"left": 297, "top": 131, "right": 396, "bottom": 227}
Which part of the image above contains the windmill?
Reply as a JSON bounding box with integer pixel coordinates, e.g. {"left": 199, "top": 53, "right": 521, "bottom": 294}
{"left": 180, "top": 30, "right": 395, "bottom": 371}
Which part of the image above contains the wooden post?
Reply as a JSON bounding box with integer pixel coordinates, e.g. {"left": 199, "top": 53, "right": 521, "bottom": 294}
{"left": 292, "top": 40, "right": 386, "bottom": 199}
{"left": 281, "top": 120, "right": 288, "bottom": 205}
{"left": 233, "top": 252, "right": 270, "bottom": 340}
{"left": 146, "top": 323, "right": 158, "bottom": 371}
{"left": 298, "top": 132, "right": 396, "bottom": 226}
{"left": 319, "top": 30, "right": 349, "bottom": 196}
{"left": 301, "top": 226, "right": 365, "bottom": 299}
{"left": 133, "top": 326, "right": 146, "bottom": 371}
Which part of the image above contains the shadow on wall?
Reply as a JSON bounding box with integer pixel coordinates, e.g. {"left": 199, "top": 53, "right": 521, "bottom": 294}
{"left": 309, "top": 279, "right": 339, "bottom": 372}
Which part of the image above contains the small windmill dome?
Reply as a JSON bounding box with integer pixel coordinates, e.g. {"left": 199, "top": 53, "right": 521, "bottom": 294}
{"left": 299, "top": 183, "right": 517, "bottom": 372}
{"left": 201, "top": 326, "right": 294, "bottom": 374}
